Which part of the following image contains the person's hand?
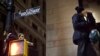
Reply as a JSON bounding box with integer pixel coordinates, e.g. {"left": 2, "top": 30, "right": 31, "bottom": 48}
{"left": 27, "top": 41, "right": 34, "bottom": 46}
{"left": 30, "top": 43, "right": 33, "bottom": 46}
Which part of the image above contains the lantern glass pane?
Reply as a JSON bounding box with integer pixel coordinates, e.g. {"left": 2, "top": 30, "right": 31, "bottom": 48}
{"left": 9, "top": 40, "right": 24, "bottom": 56}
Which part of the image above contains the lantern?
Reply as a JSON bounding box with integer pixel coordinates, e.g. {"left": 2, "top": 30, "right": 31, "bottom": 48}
{"left": 8, "top": 39, "right": 28, "bottom": 56}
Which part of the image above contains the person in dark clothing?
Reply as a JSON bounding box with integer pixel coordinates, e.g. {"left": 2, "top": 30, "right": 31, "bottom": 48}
{"left": 88, "top": 12, "right": 100, "bottom": 56}
{"left": 72, "top": 6, "right": 97, "bottom": 56}
{"left": 87, "top": 12, "right": 96, "bottom": 30}
{"left": 3, "top": 33, "right": 17, "bottom": 56}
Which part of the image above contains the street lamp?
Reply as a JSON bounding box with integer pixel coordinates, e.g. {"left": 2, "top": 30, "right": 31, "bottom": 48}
{"left": 8, "top": 40, "right": 24, "bottom": 56}
{"left": 8, "top": 39, "right": 33, "bottom": 56}
{"left": 3, "top": 0, "right": 16, "bottom": 56}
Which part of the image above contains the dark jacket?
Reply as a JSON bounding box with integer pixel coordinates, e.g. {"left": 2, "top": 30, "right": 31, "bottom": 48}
{"left": 87, "top": 12, "right": 96, "bottom": 30}
{"left": 72, "top": 13, "right": 88, "bottom": 45}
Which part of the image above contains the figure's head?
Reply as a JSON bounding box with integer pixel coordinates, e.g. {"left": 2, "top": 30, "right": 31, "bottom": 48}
{"left": 87, "top": 12, "right": 93, "bottom": 18}
{"left": 75, "top": 6, "right": 84, "bottom": 13}
{"left": 18, "top": 33, "right": 24, "bottom": 40}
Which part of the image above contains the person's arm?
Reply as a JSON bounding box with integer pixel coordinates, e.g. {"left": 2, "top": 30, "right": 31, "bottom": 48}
{"left": 87, "top": 12, "right": 96, "bottom": 26}
{"left": 26, "top": 41, "right": 33, "bottom": 46}
{"left": 3, "top": 41, "right": 7, "bottom": 53}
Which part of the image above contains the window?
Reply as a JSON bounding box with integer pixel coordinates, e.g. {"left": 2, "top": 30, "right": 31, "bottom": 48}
{"left": 43, "top": 18, "right": 46, "bottom": 24}
{"left": 31, "top": 0, "right": 39, "bottom": 7}
{"left": 32, "top": 23, "right": 37, "bottom": 30}
{"left": 44, "top": 33, "right": 46, "bottom": 39}
{"left": 19, "top": 28, "right": 24, "bottom": 33}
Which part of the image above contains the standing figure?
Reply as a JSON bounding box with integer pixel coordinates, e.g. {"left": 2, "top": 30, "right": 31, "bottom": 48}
{"left": 89, "top": 29, "right": 100, "bottom": 56}
{"left": 3, "top": 33, "right": 17, "bottom": 56}
{"left": 72, "top": 6, "right": 97, "bottom": 56}
{"left": 18, "top": 33, "right": 33, "bottom": 56}
{"left": 87, "top": 12, "right": 100, "bottom": 56}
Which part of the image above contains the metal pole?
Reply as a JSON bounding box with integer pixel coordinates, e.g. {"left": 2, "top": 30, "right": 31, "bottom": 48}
{"left": 3, "top": 1, "right": 15, "bottom": 56}
{"left": 4, "top": 0, "right": 14, "bottom": 34}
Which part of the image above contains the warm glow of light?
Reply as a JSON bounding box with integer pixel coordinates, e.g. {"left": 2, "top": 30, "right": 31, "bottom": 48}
{"left": 92, "top": 12, "right": 99, "bottom": 23}
{"left": 86, "top": 9, "right": 99, "bottom": 23}
{"left": 10, "top": 41, "right": 24, "bottom": 56}
{"left": 10, "top": 43, "right": 19, "bottom": 55}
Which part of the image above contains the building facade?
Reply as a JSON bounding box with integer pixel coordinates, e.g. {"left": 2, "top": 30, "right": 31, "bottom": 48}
{"left": 0, "top": 0, "right": 46, "bottom": 56}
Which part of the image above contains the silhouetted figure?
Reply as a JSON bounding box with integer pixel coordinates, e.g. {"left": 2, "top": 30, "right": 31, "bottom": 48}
{"left": 88, "top": 12, "right": 100, "bottom": 56}
{"left": 87, "top": 12, "right": 96, "bottom": 30}
{"left": 4, "top": 33, "right": 17, "bottom": 56}
{"left": 72, "top": 6, "right": 97, "bottom": 56}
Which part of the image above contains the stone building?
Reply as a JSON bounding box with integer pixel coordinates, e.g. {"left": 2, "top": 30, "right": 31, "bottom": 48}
{"left": 0, "top": 0, "right": 46, "bottom": 56}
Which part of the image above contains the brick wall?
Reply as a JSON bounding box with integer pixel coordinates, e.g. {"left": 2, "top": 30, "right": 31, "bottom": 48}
{"left": 46, "top": 0, "right": 78, "bottom": 56}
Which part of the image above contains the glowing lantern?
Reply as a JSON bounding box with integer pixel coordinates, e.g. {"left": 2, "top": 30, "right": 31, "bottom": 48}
{"left": 10, "top": 42, "right": 19, "bottom": 55}
{"left": 8, "top": 40, "right": 27, "bottom": 56}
